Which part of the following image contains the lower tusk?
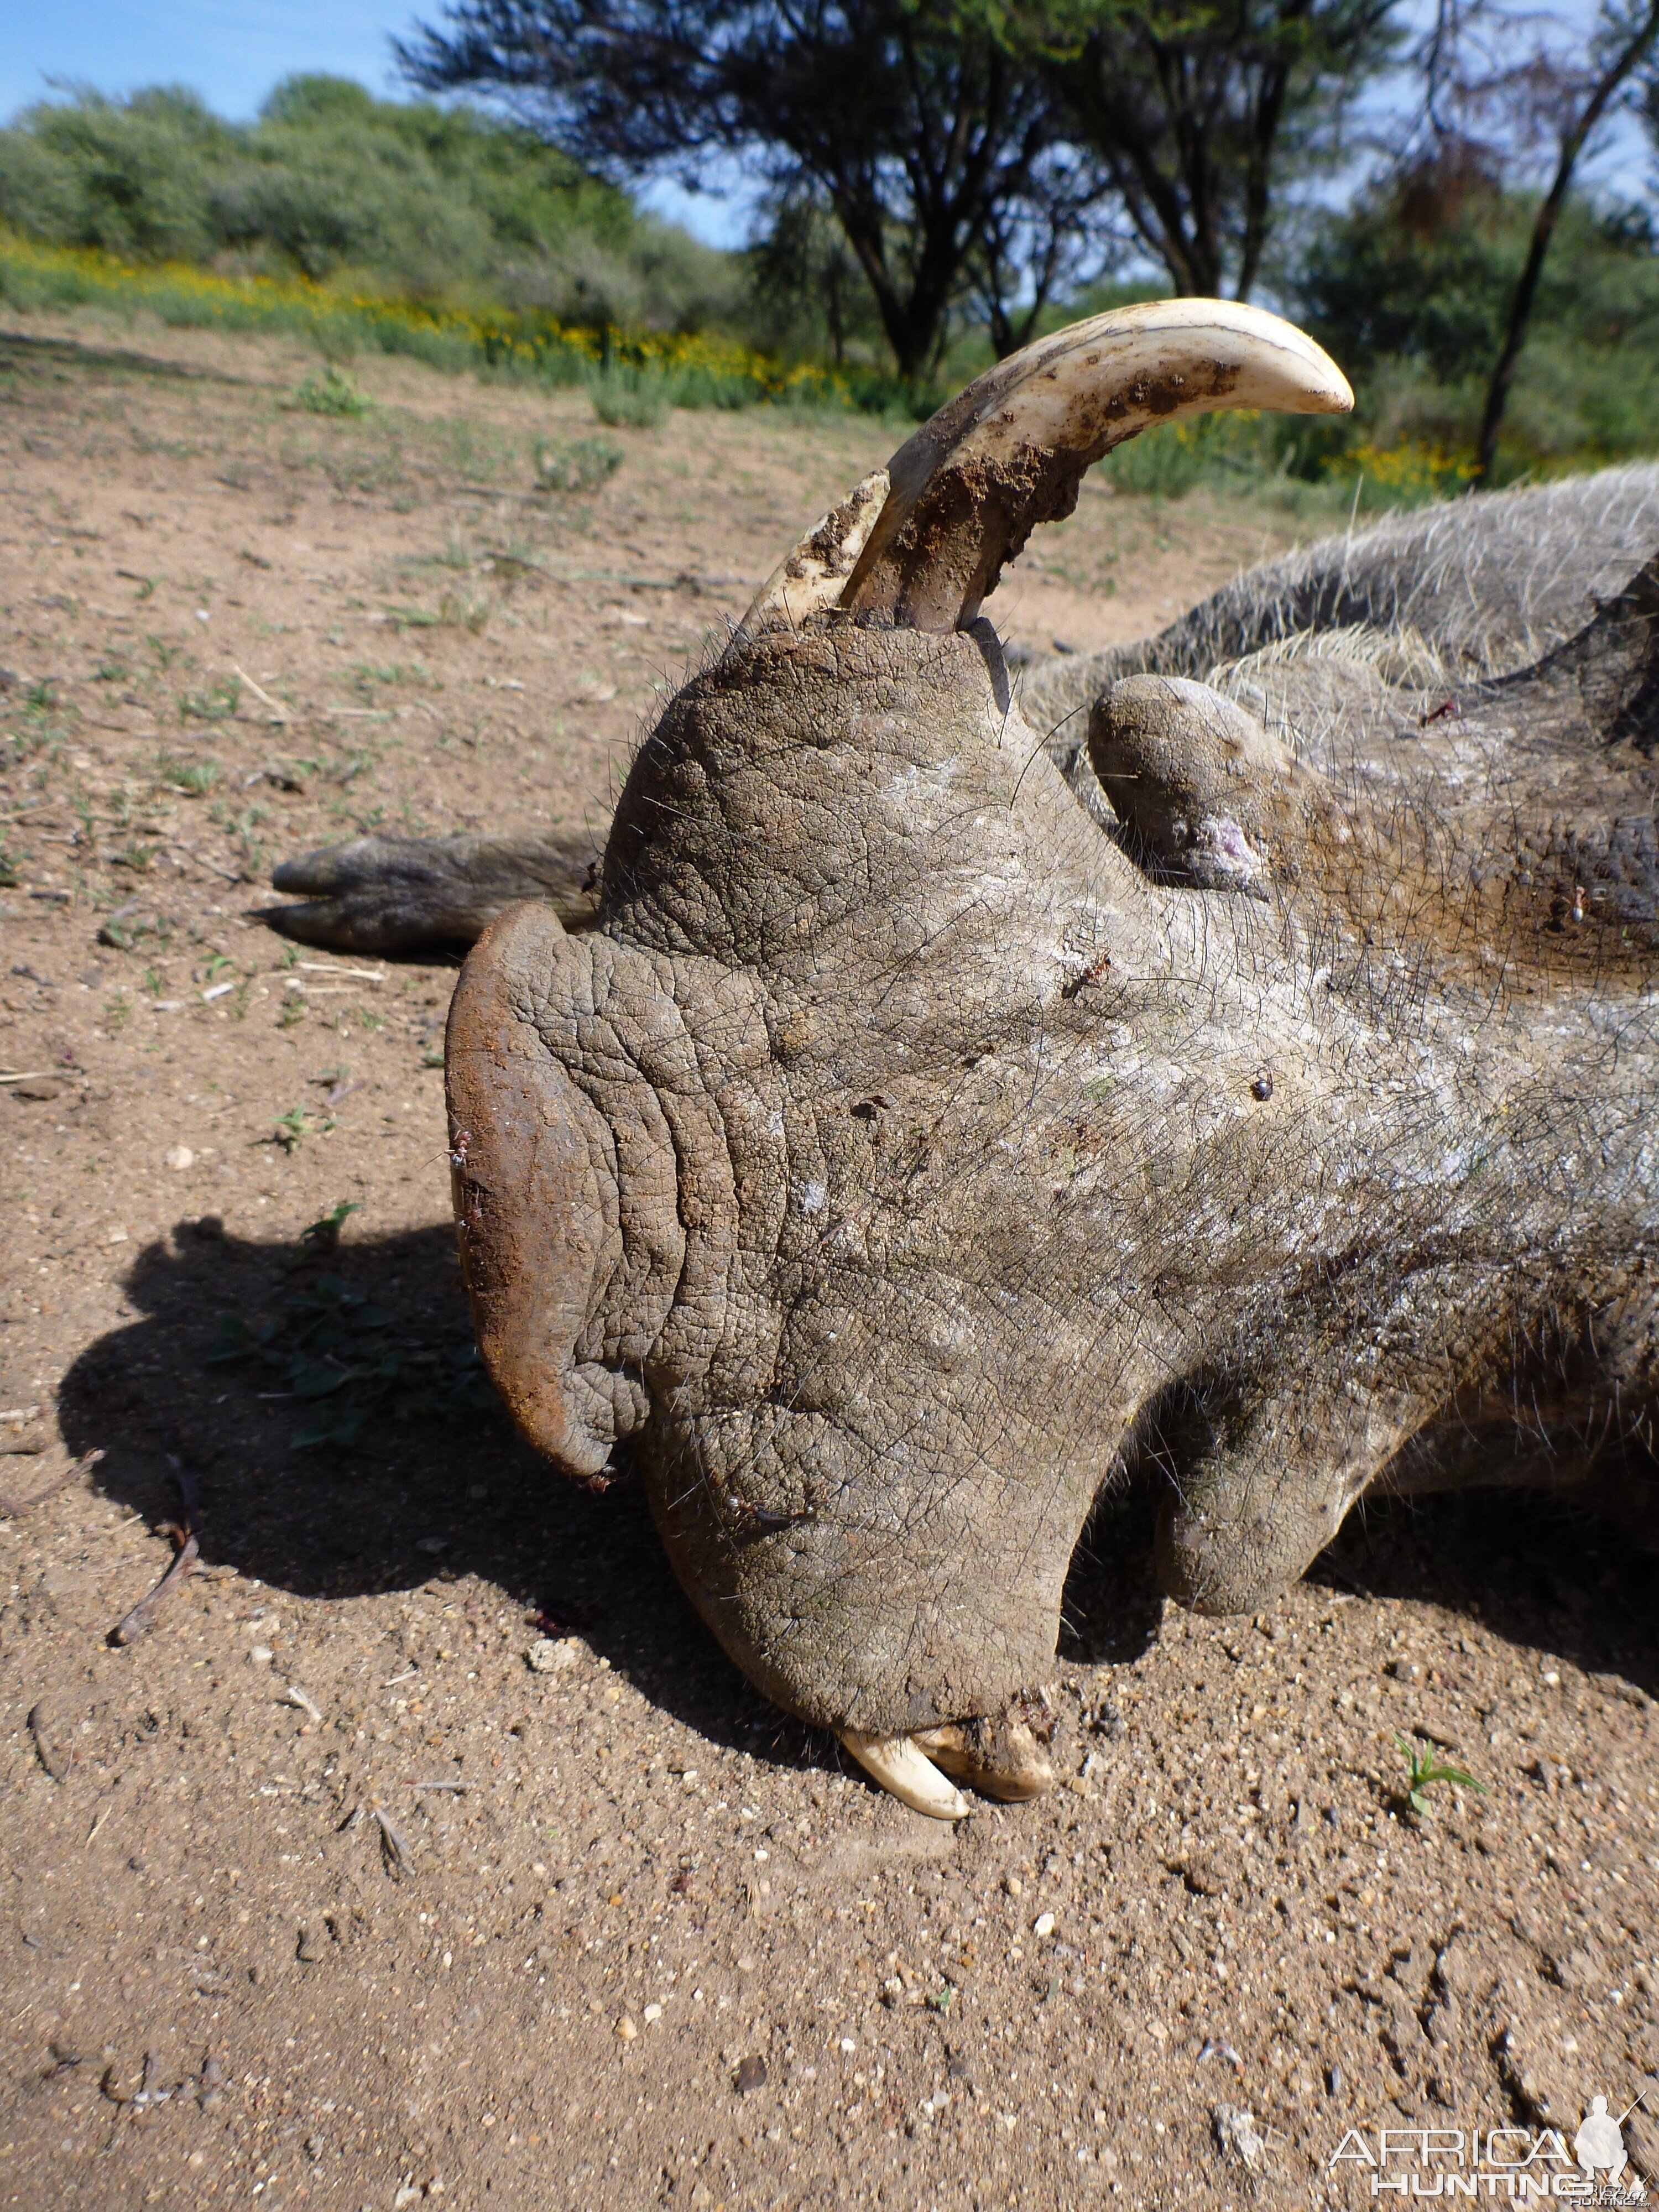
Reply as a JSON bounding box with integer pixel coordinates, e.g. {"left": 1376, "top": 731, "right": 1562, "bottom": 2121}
{"left": 837, "top": 1728, "right": 971, "bottom": 1819}
{"left": 913, "top": 1717, "right": 1055, "bottom": 1803}
{"left": 734, "top": 468, "right": 890, "bottom": 643}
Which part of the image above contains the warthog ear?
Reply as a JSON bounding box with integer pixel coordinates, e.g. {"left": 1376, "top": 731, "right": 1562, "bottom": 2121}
{"left": 1088, "top": 672, "right": 1340, "bottom": 894}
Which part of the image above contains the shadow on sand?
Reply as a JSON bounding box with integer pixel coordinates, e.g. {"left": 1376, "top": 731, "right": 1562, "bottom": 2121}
{"left": 63, "top": 1214, "right": 1658, "bottom": 1756}
{"left": 60, "top": 1215, "right": 811, "bottom": 1766}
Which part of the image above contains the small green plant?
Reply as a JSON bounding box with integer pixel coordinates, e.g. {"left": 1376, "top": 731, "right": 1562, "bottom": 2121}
{"left": 404, "top": 529, "right": 474, "bottom": 573}
{"left": 209, "top": 799, "right": 268, "bottom": 876}
{"left": 295, "top": 366, "right": 373, "bottom": 417}
{"left": 272, "top": 1104, "right": 316, "bottom": 1153}
{"left": 348, "top": 660, "right": 427, "bottom": 698}
{"left": 480, "top": 547, "right": 541, "bottom": 581}
{"left": 115, "top": 843, "right": 160, "bottom": 872}
{"left": 1394, "top": 1733, "right": 1488, "bottom": 1817}
{"left": 587, "top": 366, "right": 672, "bottom": 430}
{"left": 203, "top": 952, "right": 234, "bottom": 983}
{"left": 180, "top": 676, "right": 241, "bottom": 723}
{"left": 208, "top": 1270, "right": 499, "bottom": 1450}
{"left": 441, "top": 593, "right": 491, "bottom": 634}
{"left": 299, "top": 1198, "right": 362, "bottom": 1254}
{"left": 532, "top": 435, "right": 625, "bottom": 493}
{"left": 99, "top": 909, "right": 166, "bottom": 950}
{"left": 0, "top": 838, "right": 18, "bottom": 889}
{"left": 156, "top": 753, "right": 220, "bottom": 795}
{"left": 93, "top": 657, "right": 129, "bottom": 682}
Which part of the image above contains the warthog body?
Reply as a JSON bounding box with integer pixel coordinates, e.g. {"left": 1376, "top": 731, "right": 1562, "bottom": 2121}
{"left": 273, "top": 311, "right": 1657, "bottom": 1812}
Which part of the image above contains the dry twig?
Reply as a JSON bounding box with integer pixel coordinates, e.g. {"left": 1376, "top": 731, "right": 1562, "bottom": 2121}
{"left": 112, "top": 1463, "right": 201, "bottom": 1645}
{"left": 0, "top": 1445, "right": 103, "bottom": 1520}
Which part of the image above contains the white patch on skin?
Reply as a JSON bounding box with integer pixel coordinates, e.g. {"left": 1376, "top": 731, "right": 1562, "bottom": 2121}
{"left": 885, "top": 758, "right": 962, "bottom": 825}
{"left": 797, "top": 1180, "right": 827, "bottom": 1215}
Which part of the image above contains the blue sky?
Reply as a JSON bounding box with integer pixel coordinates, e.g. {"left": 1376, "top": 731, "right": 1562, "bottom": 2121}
{"left": 1, "top": 0, "right": 751, "bottom": 242}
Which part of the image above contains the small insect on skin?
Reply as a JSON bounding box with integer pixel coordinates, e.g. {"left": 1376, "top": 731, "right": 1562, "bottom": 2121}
{"left": 1251, "top": 1073, "right": 1275, "bottom": 1101}
{"left": 1062, "top": 952, "right": 1113, "bottom": 1000}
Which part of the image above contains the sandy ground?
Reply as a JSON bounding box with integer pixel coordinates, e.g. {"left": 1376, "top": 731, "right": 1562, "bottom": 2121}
{"left": 0, "top": 310, "right": 1655, "bottom": 2212}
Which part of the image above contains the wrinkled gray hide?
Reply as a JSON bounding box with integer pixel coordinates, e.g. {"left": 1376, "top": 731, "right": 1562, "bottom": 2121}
{"left": 436, "top": 470, "right": 1658, "bottom": 1749}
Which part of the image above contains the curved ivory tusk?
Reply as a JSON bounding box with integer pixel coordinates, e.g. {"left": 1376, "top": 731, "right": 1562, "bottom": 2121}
{"left": 839, "top": 299, "right": 1353, "bottom": 634}
{"left": 735, "top": 467, "right": 891, "bottom": 642}
{"left": 838, "top": 1728, "right": 971, "bottom": 1819}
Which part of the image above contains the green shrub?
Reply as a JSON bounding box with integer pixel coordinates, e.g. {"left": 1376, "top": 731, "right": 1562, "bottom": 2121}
{"left": 0, "top": 77, "right": 739, "bottom": 335}
{"left": 532, "top": 434, "right": 625, "bottom": 492}
{"left": 294, "top": 364, "right": 373, "bottom": 415}
{"left": 1295, "top": 169, "right": 1659, "bottom": 476}
{"left": 587, "top": 364, "right": 674, "bottom": 428}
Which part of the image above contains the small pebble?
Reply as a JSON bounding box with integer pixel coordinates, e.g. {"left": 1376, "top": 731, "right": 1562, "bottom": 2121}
{"left": 1005, "top": 1876, "right": 1023, "bottom": 1900}
{"left": 163, "top": 1145, "right": 194, "bottom": 1170}
{"left": 248, "top": 1646, "right": 273, "bottom": 1668}
{"left": 643, "top": 2004, "right": 662, "bottom": 2023}
{"left": 615, "top": 2016, "right": 637, "bottom": 2042}
{"left": 1033, "top": 1912, "right": 1056, "bottom": 1939}
{"left": 734, "top": 2054, "right": 767, "bottom": 2094}
{"left": 528, "top": 1636, "right": 580, "bottom": 1674}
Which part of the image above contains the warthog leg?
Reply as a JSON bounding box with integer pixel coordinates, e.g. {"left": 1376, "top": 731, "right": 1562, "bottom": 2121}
{"left": 268, "top": 830, "right": 603, "bottom": 953}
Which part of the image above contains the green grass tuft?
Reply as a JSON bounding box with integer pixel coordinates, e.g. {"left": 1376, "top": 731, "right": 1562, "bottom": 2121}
{"left": 294, "top": 364, "right": 373, "bottom": 416}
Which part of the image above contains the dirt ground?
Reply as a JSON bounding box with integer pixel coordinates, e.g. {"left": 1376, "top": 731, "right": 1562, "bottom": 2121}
{"left": 1, "top": 310, "right": 1655, "bottom": 2212}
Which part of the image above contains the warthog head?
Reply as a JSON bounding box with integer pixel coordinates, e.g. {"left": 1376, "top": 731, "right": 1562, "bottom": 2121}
{"left": 435, "top": 304, "right": 1656, "bottom": 1815}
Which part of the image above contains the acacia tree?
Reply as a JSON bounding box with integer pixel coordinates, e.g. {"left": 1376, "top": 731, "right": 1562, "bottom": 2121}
{"left": 969, "top": 0, "right": 1402, "bottom": 300}
{"left": 1452, "top": 0, "right": 1659, "bottom": 482}
{"left": 397, "top": 0, "right": 1099, "bottom": 379}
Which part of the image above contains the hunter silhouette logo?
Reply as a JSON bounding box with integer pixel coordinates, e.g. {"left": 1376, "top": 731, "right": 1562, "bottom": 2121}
{"left": 1328, "top": 2089, "right": 1652, "bottom": 2199}
{"left": 1575, "top": 2094, "right": 1650, "bottom": 2201}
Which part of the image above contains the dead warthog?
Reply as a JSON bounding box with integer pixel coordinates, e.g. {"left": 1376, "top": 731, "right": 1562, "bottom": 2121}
{"left": 272, "top": 304, "right": 1657, "bottom": 1817}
